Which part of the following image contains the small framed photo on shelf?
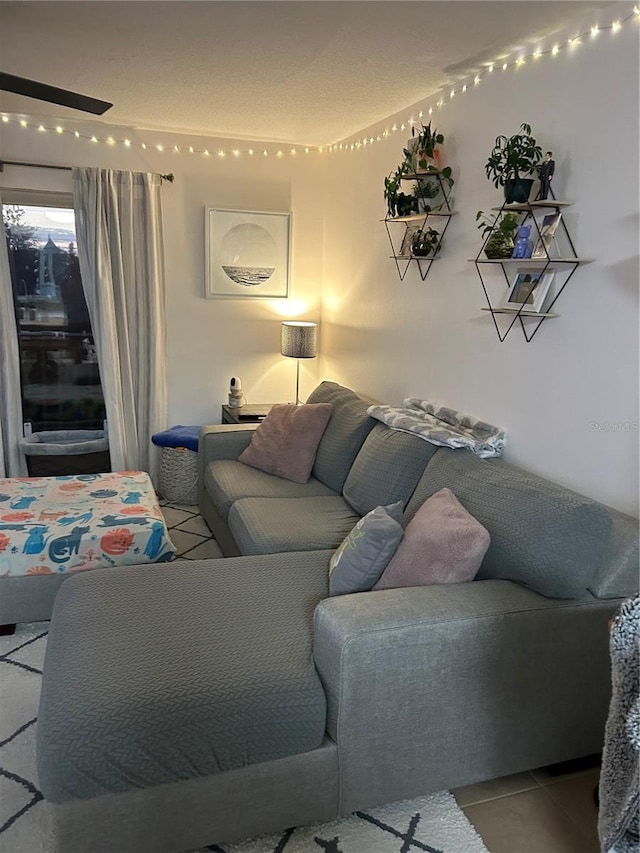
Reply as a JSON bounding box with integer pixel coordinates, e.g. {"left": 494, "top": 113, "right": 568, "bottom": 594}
{"left": 399, "top": 224, "right": 422, "bottom": 257}
{"left": 503, "top": 269, "right": 554, "bottom": 313}
{"left": 532, "top": 212, "right": 562, "bottom": 258}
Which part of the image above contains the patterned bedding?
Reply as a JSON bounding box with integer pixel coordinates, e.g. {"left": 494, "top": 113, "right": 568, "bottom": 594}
{"left": 0, "top": 471, "right": 176, "bottom": 578}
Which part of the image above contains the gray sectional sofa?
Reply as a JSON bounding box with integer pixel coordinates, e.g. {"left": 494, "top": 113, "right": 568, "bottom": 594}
{"left": 37, "top": 381, "right": 639, "bottom": 853}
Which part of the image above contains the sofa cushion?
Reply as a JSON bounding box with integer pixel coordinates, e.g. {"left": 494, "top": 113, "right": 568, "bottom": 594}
{"left": 238, "top": 403, "right": 332, "bottom": 484}
{"left": 205, "top": 459, "right": 337, "bottom": 521}
{"left": 343, "top": 423, "right": 439, "bottom": 517}
{"left": 229, "top": 495, "right": 360, "bottom": 556}
{"left": 306, "top": 382, "right": 376, "bottom": 492}
{"left": 329, "top": 502, "right": 404, "bottom": 596}
{"left": 405, "top": 449, "right": 613, "bottom": 599}
{"left": 374, "top": 488, "right": 490, "bottom": 590}
{"left": 37, "top": 552, "right": 330, "bottom": 802}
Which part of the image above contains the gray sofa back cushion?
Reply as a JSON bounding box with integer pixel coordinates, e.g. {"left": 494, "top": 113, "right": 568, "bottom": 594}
{"left": 343, "top": 423, "right": 439, "bottom": 517}
{"left": 405, "top": 448, "right": 613, "bottom": 600}
{"left": 306, "top": 382, "right": 376, "bottom": 493}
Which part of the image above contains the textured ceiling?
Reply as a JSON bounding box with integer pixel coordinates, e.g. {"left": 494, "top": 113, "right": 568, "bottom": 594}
{"left": 0, "top": 0, "right": 619, "bottom": 146}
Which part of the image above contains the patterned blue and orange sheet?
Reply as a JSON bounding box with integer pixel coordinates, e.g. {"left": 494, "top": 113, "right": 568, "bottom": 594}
{"left": 0, "top": 471, "right": 176, "bottom": 577}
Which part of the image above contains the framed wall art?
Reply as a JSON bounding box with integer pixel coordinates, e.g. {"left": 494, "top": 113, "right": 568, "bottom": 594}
{"left": 205, "top": 208, "right": 291, "bottom": 298}
{"left": 503, "top": 269, "right": 554, "bottom": 314}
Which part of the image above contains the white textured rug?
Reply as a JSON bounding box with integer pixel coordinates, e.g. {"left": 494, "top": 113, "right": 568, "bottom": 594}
{"left": 0, "top": 623, "right": 488, "bottom": 853}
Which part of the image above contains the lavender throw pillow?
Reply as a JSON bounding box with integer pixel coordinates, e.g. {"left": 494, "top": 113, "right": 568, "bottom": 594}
{"left": 238, "top": 403, "right": 332, "bottom": 484}
{"left": 374, "top": 488, "right": 490, "bottom": 590}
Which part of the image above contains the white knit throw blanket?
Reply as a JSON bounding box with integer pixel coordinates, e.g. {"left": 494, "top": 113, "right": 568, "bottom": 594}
{"left": 367, "top": 398, "right": 506, "bottom": 458}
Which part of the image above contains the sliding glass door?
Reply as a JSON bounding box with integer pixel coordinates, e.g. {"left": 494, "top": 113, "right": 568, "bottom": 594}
{"left": 2, "top": 200, "right": 105, "bottom": 431}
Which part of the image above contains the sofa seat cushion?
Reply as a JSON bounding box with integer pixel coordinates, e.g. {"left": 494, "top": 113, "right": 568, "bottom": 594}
{"left": 229, "top": 495, "right": 361, "bottom": 556}
{"left": 306, "top": 382, "right": 376, "bottom": 492}
{"left": 205, "top": 459, "right": 338, "bottom": 521}
{"left": 343, "top": 423, "right": 439, "bottom": 517}
{"left": 37, "top": 553, "right": 330, "bottom": 803}
{"left": 406, "top": 448, "right": 613, "bottom": 599}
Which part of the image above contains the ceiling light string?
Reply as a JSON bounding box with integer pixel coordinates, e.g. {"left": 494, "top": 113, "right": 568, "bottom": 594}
{"left": 330, "top": 4, "right": 639, "bottom": 153}
{"left": 0, "top": 116, "right": 318, "bottom": 158}
{"left": 1, "top": 6, "right": 637, "bottom": 159}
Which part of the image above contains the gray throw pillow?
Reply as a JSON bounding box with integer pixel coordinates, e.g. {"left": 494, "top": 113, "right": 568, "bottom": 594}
{"left": 329, "top": 502, "right": 404, "bottom": 596}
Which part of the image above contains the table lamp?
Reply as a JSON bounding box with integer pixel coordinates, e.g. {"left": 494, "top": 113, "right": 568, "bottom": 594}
{"left": 280, "top": 321, "right": 318, "bottom": 405}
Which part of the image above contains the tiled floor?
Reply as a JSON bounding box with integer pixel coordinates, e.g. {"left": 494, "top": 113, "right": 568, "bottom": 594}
{"left": 160, "top": 502, "right": 605, "bottom": 853}
{"left": 453, "top": 754, "right": 602, "bottom": 853}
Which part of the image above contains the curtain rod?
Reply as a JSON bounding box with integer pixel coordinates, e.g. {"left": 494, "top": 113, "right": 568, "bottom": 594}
{"left": 0, "top": 159, "right": 174, "bottom": 182}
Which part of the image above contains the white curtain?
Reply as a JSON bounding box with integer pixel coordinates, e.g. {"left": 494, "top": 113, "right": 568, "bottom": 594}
{"left": 72, "top": 168, "right": 168, "bottom": 477}
{"left": 0, "top": 192, "right": 29, "bottom": 477}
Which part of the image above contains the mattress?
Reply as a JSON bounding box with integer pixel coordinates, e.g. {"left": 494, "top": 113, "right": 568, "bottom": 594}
{"left": 0, "top": 471, "right": 176, "bottom": 577}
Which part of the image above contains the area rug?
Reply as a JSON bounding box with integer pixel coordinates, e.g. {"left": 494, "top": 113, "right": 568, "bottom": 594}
{"left": 1, "top": 622, "right": 488, "bottom": 853}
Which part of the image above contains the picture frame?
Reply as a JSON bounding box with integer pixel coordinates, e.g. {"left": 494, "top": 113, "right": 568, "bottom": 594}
{"left": 399, "top": 223, "right": 422, "bottom": 257}
{"left": 205, "top": 208, "right": 291, "bottom": 298}
{"left": 503, "top": 269, "right": 554, "bottom": 313}
{"left": 532, "top": 212, "right": 562, "bottom": 259}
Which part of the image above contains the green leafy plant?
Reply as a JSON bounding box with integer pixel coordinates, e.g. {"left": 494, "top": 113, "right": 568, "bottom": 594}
{"left": 476, "top": 210, "right": 520, "bottom": 259}
{"left": 403, "top": 123, "right": 455, "bottom": 191}
{"left": 395, "top": 192, "right": 418, "bottom": 217}
{"left": 385, "top": 122, "right": 454, "bottom": 217}
{"left": 384, "top": 163, "right": 410, "bottom": 217}
{"left": 412, "top": 179, "right": 441, "bottom": 213}
{"left": 485, "top": 123, "right": 542, "bottom": 188}
{"left": 412, "top": 181, "right": 441, "bottom": 201}
{"left": 412, "top": 122, "right": 444, "bottom": 164}
{"left": 411, "top": 226, "right": 441, "bottom": 257}
{"left": 476, "top": 210, "right": 519, "bottom": 240}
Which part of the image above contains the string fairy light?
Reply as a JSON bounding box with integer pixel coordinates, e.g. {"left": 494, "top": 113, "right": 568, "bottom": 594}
{"left": 0, "top": 5, "right": 636, "bottom": 160}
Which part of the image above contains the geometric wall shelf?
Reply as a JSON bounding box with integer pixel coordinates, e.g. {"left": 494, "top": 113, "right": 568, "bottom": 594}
{"left": 384, "top": 170, "right": 456, "bottom": 281}
{"left": 473, "top": 192, "right": 591, "bottom": 342}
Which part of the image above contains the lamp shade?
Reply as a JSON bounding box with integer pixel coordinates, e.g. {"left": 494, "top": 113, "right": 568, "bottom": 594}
{"left": 281, "top": 321, "right": 318, "bottom": 359}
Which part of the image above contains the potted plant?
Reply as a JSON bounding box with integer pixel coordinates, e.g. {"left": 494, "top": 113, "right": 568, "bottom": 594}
{"left": 411, "top": 226, "right": 441, "bottom": 257}
{"left": 412, "top": 179, "right": 442, "bottom": 214}
{"left": 384, "top": 168, "right": 403, "bottom": 218}
{"left": 406, "top": 122, "right": 444, "bottom": 172}
{"left": 476, "top": 210, "right": 520, "bottom": 258}
{"left": 384, "top": 163, "right": 417, "bottom": 218}
{"left": 484, "top": 123, "right": 542, "bottom": 203}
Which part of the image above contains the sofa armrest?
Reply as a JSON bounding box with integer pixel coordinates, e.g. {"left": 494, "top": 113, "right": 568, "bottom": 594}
{"left": 198, "top": 424, "right": 257, "bottom": 495}
{"left": 313, "top": 580, "right": 618, "bottom": 814}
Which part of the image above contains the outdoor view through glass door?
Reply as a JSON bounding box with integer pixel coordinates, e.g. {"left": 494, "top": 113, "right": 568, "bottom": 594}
{"left": 2, "top": 203, "right": 106, "bottom": 431}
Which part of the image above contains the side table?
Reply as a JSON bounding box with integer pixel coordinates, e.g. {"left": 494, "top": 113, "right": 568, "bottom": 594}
{"left": 221, "top": 404, "right": 275, "bottom": 425}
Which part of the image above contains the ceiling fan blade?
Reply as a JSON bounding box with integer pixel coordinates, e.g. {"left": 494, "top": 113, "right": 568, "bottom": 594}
{"left": 0, "top": 72, "right": 112, "bottom": 115}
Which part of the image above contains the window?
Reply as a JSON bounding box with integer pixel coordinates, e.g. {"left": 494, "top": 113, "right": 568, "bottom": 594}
{"left": 2, "top": 200, "right": 106, "bottom": 431}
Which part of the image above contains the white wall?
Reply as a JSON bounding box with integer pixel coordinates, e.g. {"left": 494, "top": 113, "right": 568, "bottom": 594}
{"left": 319, "top": 23, "right": 639, "bottom": 515}
{"left": 1, "top": 17, "right": 638, "bottom": 516}
{"left": 0, "top": 121, "right": 325, "bottom": 425}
